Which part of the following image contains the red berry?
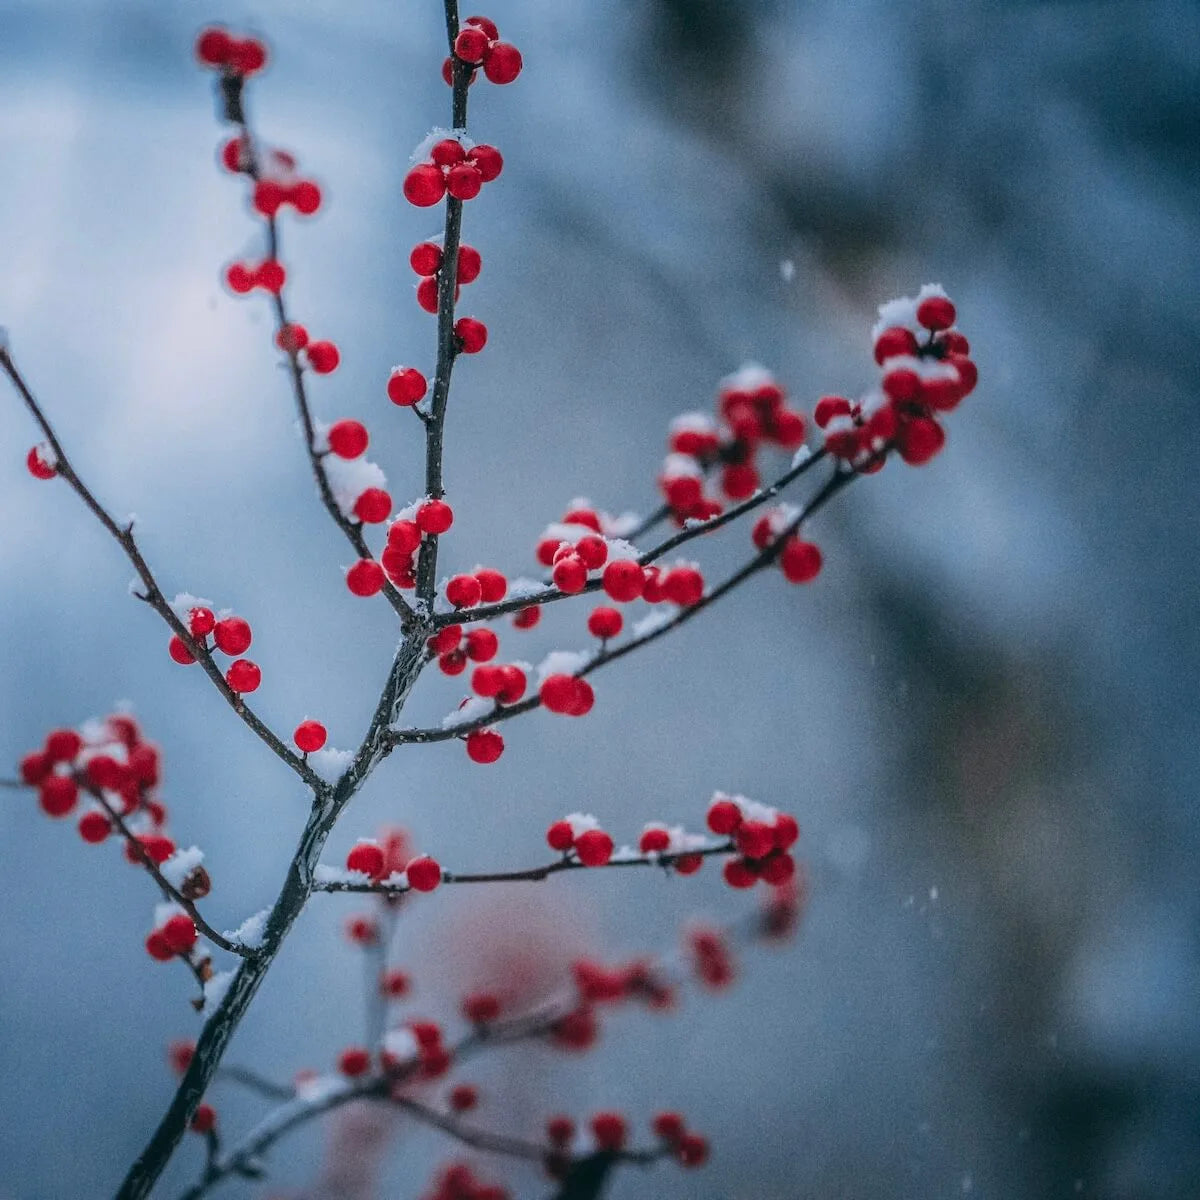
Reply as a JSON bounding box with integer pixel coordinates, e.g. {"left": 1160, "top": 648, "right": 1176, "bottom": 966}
{"left": 225, "top": 659, "right": 261, "bottom": 694}
{"left": 463, "top": 991, "right": 501, "bottom": 1023}
{"left": 723, "top": 858, "right": 758, "bottom": 889}
{"left": 662, "top": 566, "right": 704, "bottom": 606}
{"left": 882, "top": 367, "right": 921, "bottom": 403}
{"left": 145, "top": 931, "right": 174, "bottom": 962}
{"left": 190, "top": 1104, "right": 217, "bottom": 1134}
{"left": 735, "top": 820, "right": 775, "bottom": 860}
{"left": 446, "top": 574, "right": 482, "bottom": 608}
{"left": 454, "top": 26, "right": 489, "bottom": 63}
{"left": 429, "top": 624, "right": 463, "bottom": 655}
{"left": 466, "top": 729, "right": 504, "bottom": 763}
{"left": 465, "top": 15, "right": 500, "bottom": 39}
{"left": 345, "top": 915, "right": 378, "bottom": 945}
{"left": 45, "top": 729, "right": 82, "bottom": 762}
{"left": 760, "top": 852, "right": 795, "bottom": 885}
{"left": 168, "top": 1040, "right": 196, "bottom": 1074}
{"left": 468, "top": 144, "right": 503, "bottom": 181}
{"left": 253, "top": 180, "right": 286, "bottom": 218}
{"left": 472, "top": 568, "right": 505, "bottom": 603}
{"left": 587, "top": 607, "right": 623, "bottom": 639}
{"left": 454, "top": 317, "right": 487, "bottom": 353}
{"left": 347, "top": 842, "right": 385, "bottom": 877}
{"left": 381, "top": 969, "right": 410, "bottom": 997}
{"left": 916, "top": 295, "right": 956, "bottom": 331}
{"left": 406, "top": 855, "right": 442, "bottom": 892}
{"left": 346, "top": 559, "right": 386, "bottom": 597}
{"left": 651, "top": 1111, "right": 686, "bottom": 1142}
{"left": 254, "top": 258, "right": 285, "bottom": 293}
{"left": 590, "top": 1112, "right": 627, "bottom": 1151}
{"left": 575, "top": 829, "right": 613, "bottom": 867}
{"left": 228, "top": 37, "right": 267, "bottom": 75}
{"left": 813, "top": 395, "right": 853, "bottom": 428}
{"left": 552, "top": 555, "right": 588, "bottom": 594}
{"left": 410, "top": 241, "right": 443, "bottom": 276}
{"left": 19, "top": 751, "right": 52, "bottom": 785}
{"left": 547, "top": 1115, "right": 576, "bottom": 1145}
{"left": 602, "top": 559, "right": 644, "bottom": 603}
{"left": 449, "top": 1083, "right": 479, "bottom": 1111}
{"left": 338, "top": 1047, "right": 372, "bottom": 1077}
{"left": 388, "top": 520, "right": 422, "bottom": 555}
{"left": 168, "top": 634, "right": 196, "bottom": 665}
{"left": 439, "top": 649, "right": 467, "bottom": 675}
{"left": 472, "top": 664, "right": 505, "bottom": 697}
{"left": 387, "top": 366, "right": 428, "bottom": 406}
{"left": 290, "top": 180, "right": 322, "bottom": 215}
{"left": 639, "top": 827, "right": 670, "bottom": 853}
{"left": 416, "top": 276, "right": 440, "bottom": 314}
{"left": 306, "top": 340, "right": 341, "bottom": 374}
{"left": 162, "top": 914, "right": 198, "bottom": 954}
{"left": 354, "top": 488, "right": 392, "bottom": 523}
{"left": 482, "top": 42, "right": 523, "bottom": 84}
{"left": 773, "top": 812, "right": 800, "bottom": 850}
{"left": 721, "top": 463, "right": 759, "bottom": 500}
{"left": 574, "top": 535, "right": 608, "bottom": 570}
{"left": 213, "top": 617, "right": 252, "bottom": 655}
{"left": 897, "top": 417, "right": 945, "bottom": 465}
{"left": 38, "top": 775, "right": 77, "bottom": 818}
{"left": 496, "top": 664, "right": 527, "bottom": 703}
{"left": 465, "top": 628, "right": 499, "bottom": 661}
{"left": 872, "top": 328, "right": 918, "bottom": 365}
{"left": 780, "top": 538, "right": 822, "bottom": 584}
{"left": 294, "top": 720, "right": 327, "bottom": 753}
{"left": 513, "top": 605, "right": 541, "bottom": 629}
{"left": 195, "top": 28, "right": 232, "bottom": 67}
{"left": 546, "top": 820, "right": 575, "bottom": 852}
{"left": 189, "top": 607, "right": 216, "bottom": 637}
{"left": 25, "top": 445, "right": 56, "bottom": 479}
{"left": 431, "top": 139, "right": 467, "bottom": 167}
{"left": 327, "top": 419, "right": 368, "bottom": 459}
{"left": 403, "top": 163, "right": 446, "bottom": 208}
{"left": 457, "top": 244, "right": 482, "bottom": 284}
{"left": 416, "top": 499, "right": 453, "bottom": 534}
{"left": 677, "top": 1133, "right": 709, "bottom": 1167}
{"left": 707, "top": 799, "right": 742, "bottom": 835}
{"left": 225, "top": 262, "right": 255, "bottom": 294}
{"left": 446, "top": 163, "right": 483, "bottom": 201}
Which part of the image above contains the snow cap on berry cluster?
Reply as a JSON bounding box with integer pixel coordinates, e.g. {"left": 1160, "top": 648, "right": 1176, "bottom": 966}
{"left": 161, "top": 846, "right": 204, "bottom": 889}
{"left": 871, "top": 283, "right": 953, "bottom": 343}
{"left": 307, "top": 746, "right": 354, "bottom": 785}
{"left": 410, "top": 127, "right": 475, "bottom": 164}
{"left": 719, "top": 361, "right": 778, "bottom": 394}
{"left": 563, "top": 812, "right": 602, "bottom": 837}
{"left": 440, "top": 696, "right": 494, "bottom": 729}
{"left": 167, "top": 593, "right": 215, "bottom": 624}
{"left": 712, "top": 790, "right": 779, "bottom": 825}
{"left": 641, "top": 823, "right": 708, "bottom": 855}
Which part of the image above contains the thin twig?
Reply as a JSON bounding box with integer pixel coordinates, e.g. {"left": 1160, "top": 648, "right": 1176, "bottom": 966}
{"left": 0, "top": 349, "right": 323, "bottom": 792}
{"left": 314, "top": 840, "right": 735, "bottom": 895}
{"left": 434, "top": 447, "right": 828, "bottom": 628}
{"left": 389, "top": 462, "right": 857, "bottom": 746}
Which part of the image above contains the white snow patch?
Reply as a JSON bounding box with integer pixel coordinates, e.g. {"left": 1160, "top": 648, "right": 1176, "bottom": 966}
{"left": 296, "top": 1073, "right": 350, "bottom": 1104}
{"left": 632, "top": 608, "right": 676, "bottom": 638}
{"left": 313, "top": 864, "right": 364, "bottom": 886}
{"left": 323, "top": 456, "right": 388, "bottom": 519}
{"left": 153, "top": 901, "right": 187, "bottom": 928}
{"left": 719, "top": 362, "right": 777, "bottom": 394}
{"left": 224, "top": 908, "right": 270, "bottom": 950}
{"left": 506, "top": 577, "right": 550, "bottom": 601}
{"left": 410, "top": 126, "right": 475, "bottom": 163}
{"left": 441, "top": 696, "right": 495, "bottom": 729}
{"left": 536, "top": 649, "right": 592, "bottom": 682}
{"left": 383, "top": 1027, "right": 420, "bottom": 1063}
{"left": 790, "top": 445, "right": 813, "bottom": 468}
{"left": 307, "top": 747, "right": 354, "bottom": 785}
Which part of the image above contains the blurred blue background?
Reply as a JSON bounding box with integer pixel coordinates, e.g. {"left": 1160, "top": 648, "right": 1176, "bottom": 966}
{"left": 1, "top": 1, "right": 1198, "bottom": 1197}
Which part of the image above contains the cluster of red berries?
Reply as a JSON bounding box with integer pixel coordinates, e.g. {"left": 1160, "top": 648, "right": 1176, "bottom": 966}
{"left": 145, "top": 906, "right": 198, "bottom": 963}
{"left": 422, "top": 1162, "right": 509, "bottom": 1200}
{"left": 167, "top": 603, "right": 262, "bottom": 695}
{"left": 343, "top": 840, "right": 442, "bottom": 893}
{"left": 249, "top": 152, "right": 322, "bottom": 220}
{"left": 572, "top": 957, "right": 674, "bottom": 1011}
{"left": 544, "top": 813, "right": 614, "bottom": 865}
{"left": 751, "top": 504, "right": 823, "bottom": 584}
{"left": 659, "top": 364, "right": 807, "bottom": 522}
{"left": 404, "top": 137, "right": 504, "bottom": 207}
{"left": 194, "top": 27, "right": 267, "bottom": 77}
{"left": 706, "top": 793, "right": 799, "bottom": 889}
{"left": 16, "top": 715, "right": 194, "bottom": 871}
{"left": 410, "top": 239, "right": 482, "bottom": 314}
{"left": 385, "top": 1019, "right": 454, "bottom": 1078}
{"left": 648, "top": 1111, "right": 710, "bottom": 1167}
{"left": 818, "top": 286, "right": 977, "bottom": 469}
{"left": 351, "top": 499, "right": 453, "bottom": 591}
{"left": 224, "top": 257, "right": 285, "bottom": 296}
{"left": 445, "top": 15, "right": 523, "bottom": 86}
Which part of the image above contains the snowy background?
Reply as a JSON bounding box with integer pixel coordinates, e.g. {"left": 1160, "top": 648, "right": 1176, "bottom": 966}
{"left": 1, "top": 0, "right": 1198, "bottom": 1197}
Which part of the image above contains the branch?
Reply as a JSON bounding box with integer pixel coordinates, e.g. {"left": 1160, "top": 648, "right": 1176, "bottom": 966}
{"left": 82, "top": 781, "right": 253, "bottom": 958}
{"left": 314, "top": 840, "right": 735, "bottom": 895}
{"left": 0, "top": 349, "right": 324, "bottom": 792}
{"left": 435, "top": 446, "right": 828, "bottom": 628}
{"left": 233, "top": 115, "right": 418, "bottom": 630}
{"left": 389, "top": 461, "right": 857, "bottom": 746}
{"left": 414, "top": 1, "right": 472, "bottom": 608}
